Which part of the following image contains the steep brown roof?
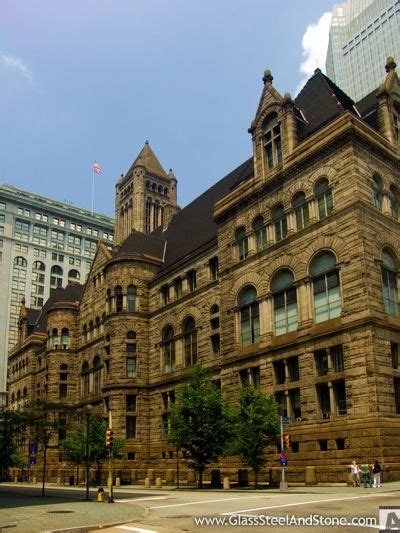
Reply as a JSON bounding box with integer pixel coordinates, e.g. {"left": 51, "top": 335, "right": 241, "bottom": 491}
{"left": 112, "top": 230, "right": 165, "bottom": 262}
{"left": 130, "top": 141, "right": 167, "bottom": 178}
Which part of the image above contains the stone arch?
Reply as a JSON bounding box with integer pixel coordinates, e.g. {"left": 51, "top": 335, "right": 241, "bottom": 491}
{"left": 303, "top": 236, "right": 346, "bottom": 275}
{"left": 264, "top": 255, "right": 302, "bottom": 287}
{"left": 308, "top": 165, "right": 338, "bottom": 188}
{"left": 254, "top": 104, "right": 284, "bottom": 135}
{"left": 228, "top": 272, "right": 266, "bottom": 308}
{"left": 364, "top": 162, "right": 393, "bottom": 191}
{"left": 373, "top": 232, "right": 400, "bottom": 261}
{"left": 176, "top": 304, "right": 202, "bottom": 329}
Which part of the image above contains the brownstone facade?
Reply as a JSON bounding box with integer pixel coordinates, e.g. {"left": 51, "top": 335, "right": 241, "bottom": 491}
{"left": 8, "top": 59, "right": 400, "bottom": 484}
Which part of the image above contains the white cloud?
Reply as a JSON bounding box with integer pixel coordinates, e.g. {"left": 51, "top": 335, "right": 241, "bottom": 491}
{"left": 1, "top": 53, "right": 33, "bottom": 81}
{"left": 296, "top": 12, "right": 332, "bottom": 95}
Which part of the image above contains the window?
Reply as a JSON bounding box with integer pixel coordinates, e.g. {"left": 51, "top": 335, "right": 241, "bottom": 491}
{"left": 315, "top": 349, "right": 329, "bottom": 376}
{"left": 262, "top": 113, "right": 282, "bottom": 169}
{"left": 0, "top": 214, "right": 4, "bottom": 223}
{"left": 331, "top": 345, "right": 344, "bottom": 372}
{"left": 51, "top": 265, "right": 63, "bottom": 288}
{"left": 0, "top": 202, "right": 5, "bottom": 210}
{"left": 51, "top": 229, "right": 65, "bottom": 241}
{"left": 209, "top": 257, "right": 219, "bottom": 281}
{"left": 372, "top": 175, "right": 383, "bottom": 210}
{"left": 289, "top": 388, "right": 301, "bottom": 418}
{"left": 236, "top": 227, "right": 248, "bottom": 261}
{"left": 188, "top": 270, "right": 196, "bottom": 292}
{"left": 93, "top": 356, "right": 102, "bottom": 394}
{"left": 34, "top": 225, "right": 48, "bottom": 237}
{"left": 183, "top": 317, "right": 197, "bottom": 367}
{"left": 114, "top": 286, "right": 123, "bottom": 312}
{"left": 238, "top": 286, "right": 260, "bottom": 346}
{"left": 272, "top": 204, "right": 287, "bottom": 241}
{"left": 126, "top": 331, "right": 136, "bottom": 353}
{"left": 287, "top": 357, "right": 299, "bottom": 381}
{"left": 391, "top": 343, "right": 399, "bottom": 369}
{"left": 54, "top": 217, "right": 65, "bottom": 227}
{"left": 35, "top": 212, "right": 48, "bottom": 221}
{"left": 253, "top": 216, "right": 267, "bottom": 251}
{"left": 68, "top": 269, "right": 80, "bottom": 280}
{"left": 334, "top": 380, "right": 347, "bottom": 416}
{"left": 271, "top": 269, "right": 297, "bottom": 335}
{"left": 33, "top": 261, "right": 45, "bottom": 271}
{"left": 310, "top": 252, "right": 341, "bottom": 323}
{"left": 389, "top": 185, "right": 399, "bottom": 219}
{"left": 317, "top": 383, "right": 331, "bottom": 418}
{"left": 61, "top": 328, "right": 69, "bottom": 349}
{"left": 162, "top": 326, "right": 175, "bottom": 373}
{"left": 381, "top": 249, "right": 398, "bottom": 315}
{"left": 34, "top": 249, "right": 46, "bottom": 258}
{"left": 394, "top": 378, "right": 400, "bottom": 414}
{"left": 127, "top": 285, "right": 137, "bottom": 312}
{"left": 315, "top": 178, "right": 333, "bottom": 218}
{"left": 126, "top": 356, "right": 137, "bottom": 377}
{"left": 126, "top": 395, "right": 137, "bottom": 412}
{"left": 126, "top": 416, "right": 136, "bottom": 439}
{"left": 161, "top": 285, "right": 169, "bottom": 305}
{"left": 239, "top": 366, "right": 260, "bottom": 388}
{"left": 82, "top": 362, "right": 90, "bottom": 396}
{"left": 210, "top": 305, "right": 220, "bottom": 357}
{"left": 293, "top": 192, "right": 309, "bottom": 230}
{"left": 17, "top": 207, "right": 30, "bottom": 217}
{"left": 274, "top": 360, "right": 286, "bottom": 384}
{"left": 174, "top": 278, "right": 182, "bottom": 299}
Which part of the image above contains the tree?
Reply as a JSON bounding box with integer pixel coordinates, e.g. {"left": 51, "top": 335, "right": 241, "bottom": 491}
{"left": 0, "top": 410, "right": 27, "bottom": 480}
{"left": 167, "top": 364, "right": 232, "bottom": 488}
{"left": 60, "top": 425, "right": 86, "bottom": 485}
{"left": 230, "top": 385, "right": 280, "bottom": 488}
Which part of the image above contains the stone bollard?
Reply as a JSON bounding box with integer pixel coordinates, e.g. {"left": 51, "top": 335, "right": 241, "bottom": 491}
{"left": 32, "top": 476, "right": 37, "bottom": 485}
{"left": 144, "top": 477, "right": 151, "bottom": 488}
{"left": 187, "top": 470, "right": 196, "bottom": 485}
{"left": 156, "top": 477, "right": 162, "bottom": 488}
{"left": 147, "top": 469, "right": 155, "bottom": 482}
{"left": 166, "top": 469, "right": 175, "bottom": 484}
{"left": 56, "top": 477, "right": 61, "bottom": 485}
{"left": 115, "top": 477, "right": 121, "bottom": 487}
{"left": 14, "top": 476, "right": 18, "bottom": 483}
{"left": 223, "top": 476, "right": 230, "bottom": 490}
{"left": 305, "top": 466, "right": 317, "bottom": 486}
{"left": 130, "top": 469, "right": 137, "bottom": 483}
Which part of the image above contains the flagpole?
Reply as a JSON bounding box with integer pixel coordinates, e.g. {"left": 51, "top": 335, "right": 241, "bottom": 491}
{"left": 91, "top": 163, "right": 95, "bottom": 216}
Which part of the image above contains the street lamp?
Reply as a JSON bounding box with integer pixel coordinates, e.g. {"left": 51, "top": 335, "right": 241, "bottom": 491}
{"left": 78, "top": 404, "right": 93, "bottom": 500}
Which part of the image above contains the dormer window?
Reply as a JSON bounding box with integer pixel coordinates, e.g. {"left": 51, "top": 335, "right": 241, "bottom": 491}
{"left": 262, "top": 113, "right": 282, "bottom": 169}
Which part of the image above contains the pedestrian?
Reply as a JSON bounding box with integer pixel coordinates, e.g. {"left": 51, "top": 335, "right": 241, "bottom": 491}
{"left": 351, "top": 460, "right": 361, "bottom": 487}
{"left": 360, "top": 463, "right": 373, "bottom": 488}
{"left": 372, "top": 461, "right": 382, "bottom": 488}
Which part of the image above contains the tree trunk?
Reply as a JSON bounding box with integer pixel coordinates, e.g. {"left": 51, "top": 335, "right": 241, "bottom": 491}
{"left": 76, "top": 463, "right": 80, "bottom": 485}
{"left": 254, "top": 469, "right": 258, "bottom": 490}
{"left": 198, "top": 467, "right": 204, "bottom": 489}
{"left": 41, "top": 445, "right": 47, "bottom": 497}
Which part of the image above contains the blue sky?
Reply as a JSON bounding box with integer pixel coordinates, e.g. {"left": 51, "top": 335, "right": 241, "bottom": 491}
{"left": 0, "top": 0, "right": 335, "bottom": 217}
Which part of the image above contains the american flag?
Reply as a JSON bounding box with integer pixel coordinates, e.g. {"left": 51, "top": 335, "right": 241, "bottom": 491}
{"left": 93, "top": 162, "right": 102, "bottom": 174}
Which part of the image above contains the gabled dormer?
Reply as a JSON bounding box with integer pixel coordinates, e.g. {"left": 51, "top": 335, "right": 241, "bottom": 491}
{"left": 249, "top": 69, "right": 298, "bottom": 182}
{"left": 376, "top": 56, "right": 400, "bottom": 147}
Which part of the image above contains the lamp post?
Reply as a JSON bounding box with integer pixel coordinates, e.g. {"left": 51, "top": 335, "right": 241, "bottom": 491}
{"left": 79, "top": 404, "right": 93, "bottom": 500}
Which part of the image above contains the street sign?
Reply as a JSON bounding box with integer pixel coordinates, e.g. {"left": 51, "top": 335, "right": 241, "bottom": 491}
{"left": 280, "top": 452, "right": 288, "bottom": 466}
{"left": 28, "top": 443, "right": 37, "bottom": 454}
{"left": 281, "top": 416, "right": 292, "bottom": 425}
{"left": 29, "top": 457, "right": 37, "bottom": 465}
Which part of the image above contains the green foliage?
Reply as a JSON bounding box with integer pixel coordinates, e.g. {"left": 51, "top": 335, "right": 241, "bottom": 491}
{"left": 61, "top": 425, "right": 86, "bottom": 466}
{"left": 230, "top": 385, "right": 280, "bottom": 486}
{"left": 167, "top": 364, "right": 233, "bottom": 487}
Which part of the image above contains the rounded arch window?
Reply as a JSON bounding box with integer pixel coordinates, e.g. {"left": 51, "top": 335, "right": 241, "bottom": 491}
{"left": 146, "top": 181, "right": 151, "bottom": 189}
{"left": 164, "top": 187, "right": 168, "bottom": 196}
{"left": 262, "top": 113, "right": 282, "bottom": 169}
{"left": 51, "top": 328, "right": 59, "bottom": 349}
{"left": 127, "top": 331, "right": 136, "bottom": 339}
{"left": 389, "top": 185, "right": 399, "bottom": 219}
{"left": 114, "top": 285, "right": 123, "bottom": 312}
{"left": 127, "top": 285, "right": 137, "bottom": 313}
{"left": 51, "top": 265, "right": 63, "bottom": 275}
{"left": 292, "top": 191, "right": 309, "bottom": 230}
{"left": 382, "top": 249, "right": 398, "bottom": 316}
{"left": 310, "top": 251, "right": 341, "bottom": 323}
{"left": 162, "top": 325, "right": 175, "bottom": 373}
{"left": 315, "top": 178, "right": 333, "bottom": 218}
{"left": 68, "top": 269, "right": 80, "bottom": 280}
{"left": 60, "top": 363, "right": 68, "bottom": 371}
{"left": 183, "top": 317, "right": 197, "bottom": 367}
{"left": 238, "top": 286, "right": 259, "bottom": 346}
{"left": 33, "top": 261, "right": 45, "bottom": 271}
{"left": 271, "top": 203, "right": 287, "bottom": 241}
{"left": 14, "top": 256, "right": 27, "bottom": 267}
{"left": 158, "top": 185, "right": 163, "bottom": 194}
{"left": 210, "top": 304, "right": 219, "bottom": 315}
{"left": 236, "top": 226, "right": 248, "bottom": 261}
{"left": 82, "top": 361, "right": 90, "bottom": 396}
{"left": 253, "top": 215, "right": 267, "bottom": 251}
{"left": 61, "top": 327, "right": 69, "bottom": 349}
{"left": 152, "top": 183, "right": 156, "bottom": 191}
{"left": 271, "top": 269, "right": 297, "bottom": 335}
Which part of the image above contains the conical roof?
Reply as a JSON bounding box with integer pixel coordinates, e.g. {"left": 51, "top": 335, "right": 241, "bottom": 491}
{"left": 131, "top": 141, "right": 167, "bottom": 178}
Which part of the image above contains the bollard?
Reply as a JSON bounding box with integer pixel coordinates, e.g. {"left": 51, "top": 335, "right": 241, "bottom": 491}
{"left": 32, "top": 476, "right": 37, "bottom": 485}
{"left": 223, "top": 476, "right": 230, "bottom": 490}
{"left": 97, "top": 487, "right": 105, "bottom": 502}
{"left": 166, "top": 469, "right": 174, "bottom": 484}
{"left": 144, "top": 477, "right": 151, "bottom": 488}
{"left": 14, "top": 476, "right": 18, "bottom": 483}
{"left": 305, "top": 466, "right": 317, "bottom": 486}
{"left": 147, "top": 469, "right": 155, "bottom": 482}
{"left": 187, "top": 470, "right": 196, "bottom": 485}
{"left": 115, "top": 477, "right": 121, "bottom": 487}
{"left": 155, "top": 477, "right": 162, "bottom": 488}
{"left": 56, "top": 477, "right": 61, "bottom": 485}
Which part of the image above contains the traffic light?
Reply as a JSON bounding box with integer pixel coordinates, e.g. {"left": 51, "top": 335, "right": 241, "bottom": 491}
{"left": 105, "top": 428, "right": 113, "bottom": 448}
{"left": 283, "top": 434, "right": 291, "bottom": 450}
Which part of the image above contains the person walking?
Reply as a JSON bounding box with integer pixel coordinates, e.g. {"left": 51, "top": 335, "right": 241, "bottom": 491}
{"left": 372, "top": 461, "right": 382, "bottom": 488}
{"left": 351, "top": 460, "right": 361, "bottom": 487}
{"left": 360, "top": 463, "right": 372, "bottom": 488}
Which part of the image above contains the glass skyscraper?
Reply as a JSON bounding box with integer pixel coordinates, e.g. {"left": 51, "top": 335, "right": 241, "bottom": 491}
{"left": 326, "top": 0, "right": 400, "bottom": 101}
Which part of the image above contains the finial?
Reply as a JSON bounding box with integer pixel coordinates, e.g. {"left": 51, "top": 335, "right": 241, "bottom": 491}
{"left": 385, "top": 56, "right": 397, "bottom": 72}
{"left": 145, "top": 140, "right": 149, "bottom": 145}
{"left": 263, "top": 69, "right": 273, "bottom": 84}
{"left": 21, "top": 296, "right": 26, "bottom": 305}
{"left": 169, "top": 168, "right": 173, "bottom": 172}
{"left": 314, "top": 67, "right": 322, "bottom": 75}
{"left": 283, "top": 92, "right": 293, "bottom": 104}
{"left": 120, "top": 174, "right": 124, "bottom": 178}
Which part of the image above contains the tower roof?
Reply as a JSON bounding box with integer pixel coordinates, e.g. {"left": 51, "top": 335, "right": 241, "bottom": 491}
{"left": 130, "top": 141, "right": 167, "bottom": 178}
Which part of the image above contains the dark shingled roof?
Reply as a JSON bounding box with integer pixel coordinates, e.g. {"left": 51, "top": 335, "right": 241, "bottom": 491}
{"left": 113, "top": 231, "right": 164, "bottom": 261}
{"left": 295, "top": 69, "right": 356, "bottom": 139}
{"left": 355, "top": 90, "right": 379, "bottom": 131}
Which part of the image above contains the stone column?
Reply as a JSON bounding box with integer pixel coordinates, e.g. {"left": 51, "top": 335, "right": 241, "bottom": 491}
{"left": 287, "top": 209, "right": 296, "bottom": 234}
{"left": 266, "top": 223, "right": 275, "bottom": 245}
{"left": 309, "top": 197, "right": 318, "bottom": 222}
{"left": 328, "top": 382, "right": 336, "bottom": 418}
{"left": 248, "top": 232, "right": 256, "bottom": 256}
{"left": 264, "top": 296, "right": 274, "bottom": 340}
{"left": 382, "top": 193, "right": 392, "bottom": 216}
{"left": 285, "top": 389, "right": 292, "bottom": 418}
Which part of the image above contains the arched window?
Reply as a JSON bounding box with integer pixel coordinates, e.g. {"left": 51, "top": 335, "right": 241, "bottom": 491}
{"left": 310, "top": 251, "right": 341, "bottom": 323}
{"left": 293, "top": 192, "right": 309, "bottom": 230}
{"left": 93, "top": 355, "right": 102, "bottom": 394}
{"left": 389, "top": 185, "right": 399, "bottom": 220}
{"left": 82, "top": 324, "right": 88, "bottom": 343}
{"left": 127, "top": 285, "right": 137, "bottom": 312}
{"left": 162, "top": 326, "right": 175, "bottom": 373}
{"left": 381, "top": 249, "right": 398, "bottom": 316}
{"left": 271, "top": 269, "right": 298, "bottom": 335}
{"left": 126, "top": 331, "right": 137, "bottom": 353}
{"left": 51, "top": 265, "right": 63, "bottom": 288}
{"left": 210, "top": 305, "right": 220, "bottom": 356}
{"left": 253, "top": 216, "right": 267, "bottom": 251}
{"left": 68, "top": 269, "right": 80, "bottom": 280}
{"left": 372, "top": 175, "right": 383, "bottom": 210}
{"left": 236, "top": 227, "right": 248, "bottom": 261}
{"left": 88, "top": 320, "right": 94, "bottom": 341}
{"left": 14, "top": 256, "right": 27, "bottom": 267}
{"left": 238, "top": 286, "right": 260, "bottom": 346}
{"left": 183, "top": 317, "right": 197, "bottom": 367}
{"left": 51, "top": 328, "right": 59, "bottom": 349}
{"left": 106, "top": 288, "right": 111, "bottom": 313}
{"left": 82, "top": 361, "right": 90, "bottom": 396}
{"left": 272, "top": 204, "right": 287, "bottom": 241}
{"left": 33, "top": 261, "right": 45, "bottom": 271}
{"left": 114, "top": 286, "right": 123, "bottom": 312}
{"left": 145, "top": 198, "right": 152, "bottom": 233}
{"left": 315, "top": 178, "right": 333, "bottom": 219}
{"left": 61, "top": 328, "right": 69, "bottom": 349}
{"left": 262, "top": 113, "right": 282, "bottom": 169}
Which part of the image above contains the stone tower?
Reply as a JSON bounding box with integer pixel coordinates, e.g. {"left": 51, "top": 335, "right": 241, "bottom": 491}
{"left": 115, "top": 141, "right": 180, "bottom": 245}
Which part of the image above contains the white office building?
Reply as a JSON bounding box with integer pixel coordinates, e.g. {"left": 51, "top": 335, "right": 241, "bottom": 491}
{"left": 0, "top": 184, "right": 114, "bottom": 392}
{"left": 326, "top": 0, "right": 400, "bottom": 101}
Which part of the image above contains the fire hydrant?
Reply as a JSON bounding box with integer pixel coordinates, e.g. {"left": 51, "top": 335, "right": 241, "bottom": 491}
{"left": 97, "top": 487, "right": 105, "bottom": 502}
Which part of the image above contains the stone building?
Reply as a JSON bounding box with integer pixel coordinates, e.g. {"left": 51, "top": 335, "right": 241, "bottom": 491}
{"left": 7, "top": 58, "right": 400, "bottom": 483}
